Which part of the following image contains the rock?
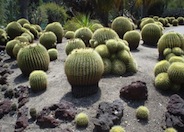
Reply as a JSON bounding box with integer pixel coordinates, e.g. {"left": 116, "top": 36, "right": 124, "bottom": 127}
{"left": 165, "top": 94, "right": 184, "bottom": 132}
{"left": 0, "top": 99, "right": 12, "bottom": 118}
{"left": 36, "top": 115, "right": 60, "bottom": 128}
{"left": 120, "top": 81, "right": 148, "bottom": 100}
{"left": 0, "top": 75, "right": 7, "bottom": 85}
{"left": 4, "top": 88, "right": 14, "bottom": 98}
{"left": 15, "top": 107, "right": 29, "bottom": 132}
{"left": 94, "top": 100, "right": 124, "bottom": 132}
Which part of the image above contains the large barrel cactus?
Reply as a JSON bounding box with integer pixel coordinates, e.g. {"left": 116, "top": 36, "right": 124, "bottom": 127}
{"left": 157, "top": 32, "right": 184, "bottom": 59}
{"left": 17, "top": 18, "right": 30, "bottom": 26}
{"left": 17, "top": 43, "right": 50, "bottom": 76}
{"left": 90, "top": 27, "right": 119, "bottom": 48}
{"left": 111, "top": 16, "right": 132, "bottom": 39}
{"left": 74, "top": 27, "right": 93, "bottom": 46}
{"left": 64, "top": 48, "right": 104, "bottom": 98}
{"left": 141, "top": 23, "right": 162, "bottom": 46}
{"left": 45, "top": 22, "right": 64, "bottom": 43}
{"left": 139, "top": 18, "right": 155, "bottom": 29}
{"left": 39, "top": 31, "right": 57, "bottom": 49}
{"left": 29, "top": 70, "right": 48, "bottom": 93}
{"left": 13, "top": 42, "right": 28, "bottom": 58}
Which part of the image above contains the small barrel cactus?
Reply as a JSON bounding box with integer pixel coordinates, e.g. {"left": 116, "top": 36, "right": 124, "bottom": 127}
{"left": 29, "top": 107, "right": 37, "bottom": 119}
{"left": 164, "top": 127, "right": 177, "bottom": 132}
{"left": 102, "top": 58, "right": 112, "bottom": 75}
{"left": 105, "top": 39, "right": 118, "bottom": 53}
{"left": 172, "top": 19, "right": 178, "bottom": 26}
{"left": 126, "top": 58, "right": 138, "bottom": 74}
{"left": 110, "top": 125, "right": 125, "bottom": 132}
{"left": 75, "top": 112, "right": 89, "bottom": 127}
{"left": 111, "top": 59, "right": 126, "bottom": 76}
{"left": 153, "top": 60, "right": 170, "bottom": 77}
{"left": 29, "top": 70, "right": 48, "bottom": 92}
{"left": 141, "top": 23, "right": 162, "bottom": 46}
{"left": 13, "top": 42, "right": 28, "bottom": 58}
{"left": 64, "top": 48, "right": 104, "bottom": 97}
{"left": 39, "top": 31, "right": 57, "bottom": 49}
{"left": 117, "top": 50, "right": 131, "bottom": 64}
{"left": 91, "top": 23, "right": 103, "bottom": 32}
{"left": 5, "top": 40, "right": 20, "bottom": 58}
{"left": 95, "top": 45, "right": 110, "bottom": 58}
{"left": 17, "top": 43, "right": 50, "bottom": 76}
{"left": 136, "top": 106, "right": 149, "bottom": 120}
{"left": 74, "top": 27, "right": 93, "bottom": 46}
{"left": 123, "top": 30, "right": 141, "bottom": 50}
{"left": 48, "top": 48, "right": 58, "bottom": 61}
{"left": 139, "top": 17, "right": 155, "bottom": 29}
{"left": 45, "top": 22, "right": 64, "bottom": 43}
{"left": 177, "top": 17, "right": 184, "bottom": 25}
{"left": 155, "top": 72, "right": 171, "bottom": 90}
{"left": 169, "top": 56, "right": 184, "bottom": 64}
{"left": 172, "top": 47, "right": 184, "bottom": 56}
{"left": 111, "top": 16, "right": 132, "bottom": 38}
{"left": 65, "top": 31, "right": 75, "bottom": 39}
{"left": 14, "top": 36, "right": 29, "bottom": 43}
{"left": 65, "top": 38, "right": 86, "bottom": 55}
{"left": 17, "top": 18, "right": 30, "bottom": 26}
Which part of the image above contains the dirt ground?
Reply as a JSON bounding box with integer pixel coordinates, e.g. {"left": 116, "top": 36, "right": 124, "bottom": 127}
{"left": 1, "top": 26, "right": 184, "bottom": 132}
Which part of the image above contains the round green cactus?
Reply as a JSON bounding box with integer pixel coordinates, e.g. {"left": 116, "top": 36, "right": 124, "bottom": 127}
{"left": 17, "top": 18, "right": 30, "bottom": 26}
{"left": 75, "top": 112, "right": 89, "bottom": 127}
{"left": 21, "top": 32, "right": 33, "bottom": 43}
{"left": 90, "top": 27, "right": 119, "bottom": 48}
{"left": 172, "top": 19, "right": 178, "bottom": 26}
{"left": 139, "top": 17, "right": 155, "bottom": 29}
{"left": 123, "top": 30, "right": 140, "bottom": 50}
{"left": 126, "top": 58, "right": 138, "bottom": 74}
{"left": 117, "top": 40, "right": 127, "bottom": 51}
{"left": 110, "top": 125, "right": 125, "bottom": 132}
{"left": 23, "top": 24, "right": 39, "bottom": 39}
{"left": 166, "top": 53, "right": 176, "bottom": 61}
{"left": 5, "top": 21, "right": 23, "bottom": 39}
{"left": 172, "top": 47, "right": 184, "bottom": 56}
{"left": 170, "top": 83, "right": 181, "bottom": 92}
{"left": 157, "top": 32, "right": 184, "bottom": 59}
{"left": 45, "top": 22, "right": 64, "bottom": 43}
{"left": 136, "top": 106, "right": 149, "bottom": 120}
{"left": 141, "top": 23, "right": 162, "bottom": 46}
{"left": 17, "top": 43, "right": 50, "bottom": 76}
{"left": 95, "top": 45, "right": 110, "bottom": 58}
{"left": 91, "top": 23, "right": 103, "bottom": 32}
{"left": 111, "top": 16, "right": 132, "bottom": 38}
{"left": 39, "top": 31, "right": 57, "bottom": 49}
{"left": 64, "top": 48, "right": 104, "bottom": 97}
{"left": 168, "top": 62, "right": 184, "bottom": 84}
{"left": 155, "top": 72, "right": 171, "bottom": 90}
{"left": 13, "top": 42, "right": 28, "bottom": 58}
{"left": 48, "top": 48, "right": 58, "bottom": 61}
{"left": 158, "top": 17, "right": 166, "bottom": 26}
{"left": 65, "top": 38, "right": 86, "bottom": 55}
{"left": 74, "top": 27, "right": 93, "bottom": 46}
{"left": 177, "top": 17, "right": 184, "bottom": 25}
{"left": 163, "top": 48, "right": 172, "bottom": 57}
{"left": 29, "top": 107, "right": 37, "bottom": 119}
{"left": 111, "top": 59, "right": 126, "bottom": 76}
{"left": 164, "top": 127, "right": 177, "bottom": 132}
{"left": 65, "top": 31, "right": 75, "bottom": 39}
{"left": 14, "top": 36, "right": 29, "bottom": 43}
{"left": 33, "top": 24, "right": 42, "bottom": 32}
{"left": 5, "top": 40, "right": 20, "bottom": 58}
{"left": 169, "top": 56, "right": 184, "bottom": 64}
{"left": 117, "top": 50, "right": 131, "bottom": 64}
{"left": 153, "top": 60, "right": 170, "bottom": 77}
{"left": 29, "top": 70, "right": 48, "bottom": 92}
{"left": 102, "top": 58, "right": 112, "bottom": 75}
{"left": 105, "top": 39, "right": 118, "bottom": 53}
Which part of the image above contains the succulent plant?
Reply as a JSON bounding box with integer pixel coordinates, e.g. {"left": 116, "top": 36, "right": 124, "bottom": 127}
{"left": 154, "top": 60, "right": 170, "bottom": 77}
{"left": 105, "top": 39, "right": 118, "bottom": 53}
{"left": 177, "top": 17, "right": 184, "bottom": 25}
{"left": 163, "top": 48, "right": 172, "bottom": 57}
{"left": 111, "top": 59, "right": 126, "bottom": 76}
{"left": 29, "top": 107, "right": 37, "bottom": 119}
{"left": 139, "top": 18, "right": 155, "bottom": 29}
{"left": 90, "top": 27, "right": 119, "bottom": 48}
{"left": 111, "top": 16, "right": 132, "bottom": 38}
{"left": 23, "top": 24, "right": 39, "bottom": 39}
{"left": 0, "top": 29, "right": 9, "bottom": 47}
{"left": 75, "top": 112, "right": 89, "bottom": 127}
{"left": 155, "top": 72, "right": 171, "bottom": 90}
{"left": 102, "top": 58, "right": 112, "bottom": 75}
{"left": 117, "top": 50, "right": 131, "bottom": 64}
{"left": 14, "top": 36, "right": 29, "bottom": 43}
{"left": 11, "top": 103, "right": 17, "bottom": 111}
{"left": 169, "top": 56, "right": 184, "bottom": 64}
{"left": 65, "top": 31, "right": 75, "bottom": 39}
{"left": 74, "top": 27, "right": 93, "bottom": 46}
{"left": 5, "top": 40, "right": 20, "bottom": 58}
{"left": 164, "top": 127, "right": 177, "bottom": 132}
{"left": 17, "top": 43, "right": 50, "bottom": 76}
{"left": 110, "top": 125, "right": 125, "bottom": 132}
{"left": 48, "top": 48, "right": 58, "bottom": 61}
{"left": 168, "top": 62, "right": 184, "bottom": 84}
{"left": 5, "top": 21, "right": 23, "bottom": 39}
{"left": 64, "top": 48, "right": 104, "bottom": 97}
{"left": 123, "top": 30, "right": 141, "bottom": 50}
{"left": 13, "top": 42, "right": 28, "bottom": 58}
{"left": 158, "top": 17, "right": 166, "bottom": 26}
{"left": 117, "top": 40, "right": 127, "bottom": 51}
{"left": 172, "top": 47, "right": 184, "bottom": 56}
{"left": 29, "top": 70, "right": 48, "bottom": 92}
{"left": 141, "top": 23, "right": 162, "bottom": 46}
{"left": 157, "top": 32, "right": 184, "bottom": 59}
{"left": 165, "top": 53, "right": 176, "bottom": 61}
{"left": 65, "top": 38, "right": 86, "bottom": 55}
{"left": 172, "top": 19, "right": 178, "bottom": 26}
{"left": 33, "top": 24, "right": 42, "bottom": 32}
{"left": 136, "top": 106, "right": 149, "bottom": 120}
{"left": 95, "top": 45, "right": 110, "bottom": 58}
{"left": 39, "top": 31, "right": 57, "bottom": 49}
{"left": 17, "top": 18, "right": 30, "bottom": 26}
{"left": 126, "top": 58, "right": 138, "bottom": 74}
{"left": 45, "top": 22, "right": 64, "bottom": 43}
{"left": 91, "top": 23, "right": 103, "bottom": 32}
{"left": 21, "top": 32, "right": 33, "bottom": 43}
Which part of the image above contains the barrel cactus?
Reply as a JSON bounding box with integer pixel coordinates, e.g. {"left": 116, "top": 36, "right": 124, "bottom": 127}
{"left": 14, "top": 36, "right": 29, "bottom": 43}
{"left": 111, "top": 16, "right": 132, "bottom": 39}
{"left": 65, "top": 31, "right": 75, "bottom": 39}
{"left": 110, "top": 126, "right": 125, "bottom": 132}
{"left": 172, "top": 19, "right": 178, "bottom": 26}
{"left": 17, "top": 18, "right": 30, "bottom": 26}
{"left": 91, "top": 23, "right": 103, "bottom": 32}
{"left": 105, "top": 39, "right": 118, "bottom": 53}
{"left": 95, "top": 45, "right": 110, "bottom": 58}
{"left": 155, "top": 73, "right": 171, "bottom": 90}
{"left": 5, "top": 40, "right": 20, "bottom": 58}
{"left": 123, "top": 30, "right": 141, "bottom": 50}
{"left": 0, "top": 29, "right": 8, "bottom": 48}
{"left": 23, "top": 24, "right": 39, "bottom": 39}
{"left": 169, "top": 56, "right": 184, "bottom": 64}
{"left": 65, "top": 38, "right": 86, "bottom": 55}
{"left": 153, "top": 60, "right": 170, "bottom": 77}
{"left": 5, "top": 21, "right": 23, "bottom": 39}
{"left": 64, "top": 48, "right": 104, "bottom": 98}
{"left": 141, "top": 23, "right": 162, "bottom": 46}
{"left": 13, "top": 42, "right": 28, "bottom": 58}
{"left": 164, "top": 127, "right": 177, "bottom": 132}
{"left": 102, "top": 58, "right": 112, "bottom": 75}
{"left": 111, "top": 59, "right": 126, "bottom": 76}
{"left": 177, "top": 17, "right": 184, "bottom": 25}
{"left": 75, "top": 112, "right": 89, "bottom": 127}
{"left": 140, "top": 18, "right": 155, "bottom": 29}
{"left": 45, "top": 22, "right": 64, "bottom": 43}
{"left": 17, "top": 43, "right": 50, "bottom": 76}
{"left": 136, "top": 106, "right": 149, "bottom": 120}
{"left": 39, "top": 31, "right": 57, "bottom": 49}
{"left": 74, "top": 27, "right": 93, "bottom": 46}
{"left": 48, "top": 48, "right": 58, "bottom": 61}
{"left": 157, "top": 32, "right": 184, "bottom": 59}
{"left": 90, "top": 27, "right": 119, "bottom": 48}
{"left": 29, "top": 70, "right": 48, "bottom": 92}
